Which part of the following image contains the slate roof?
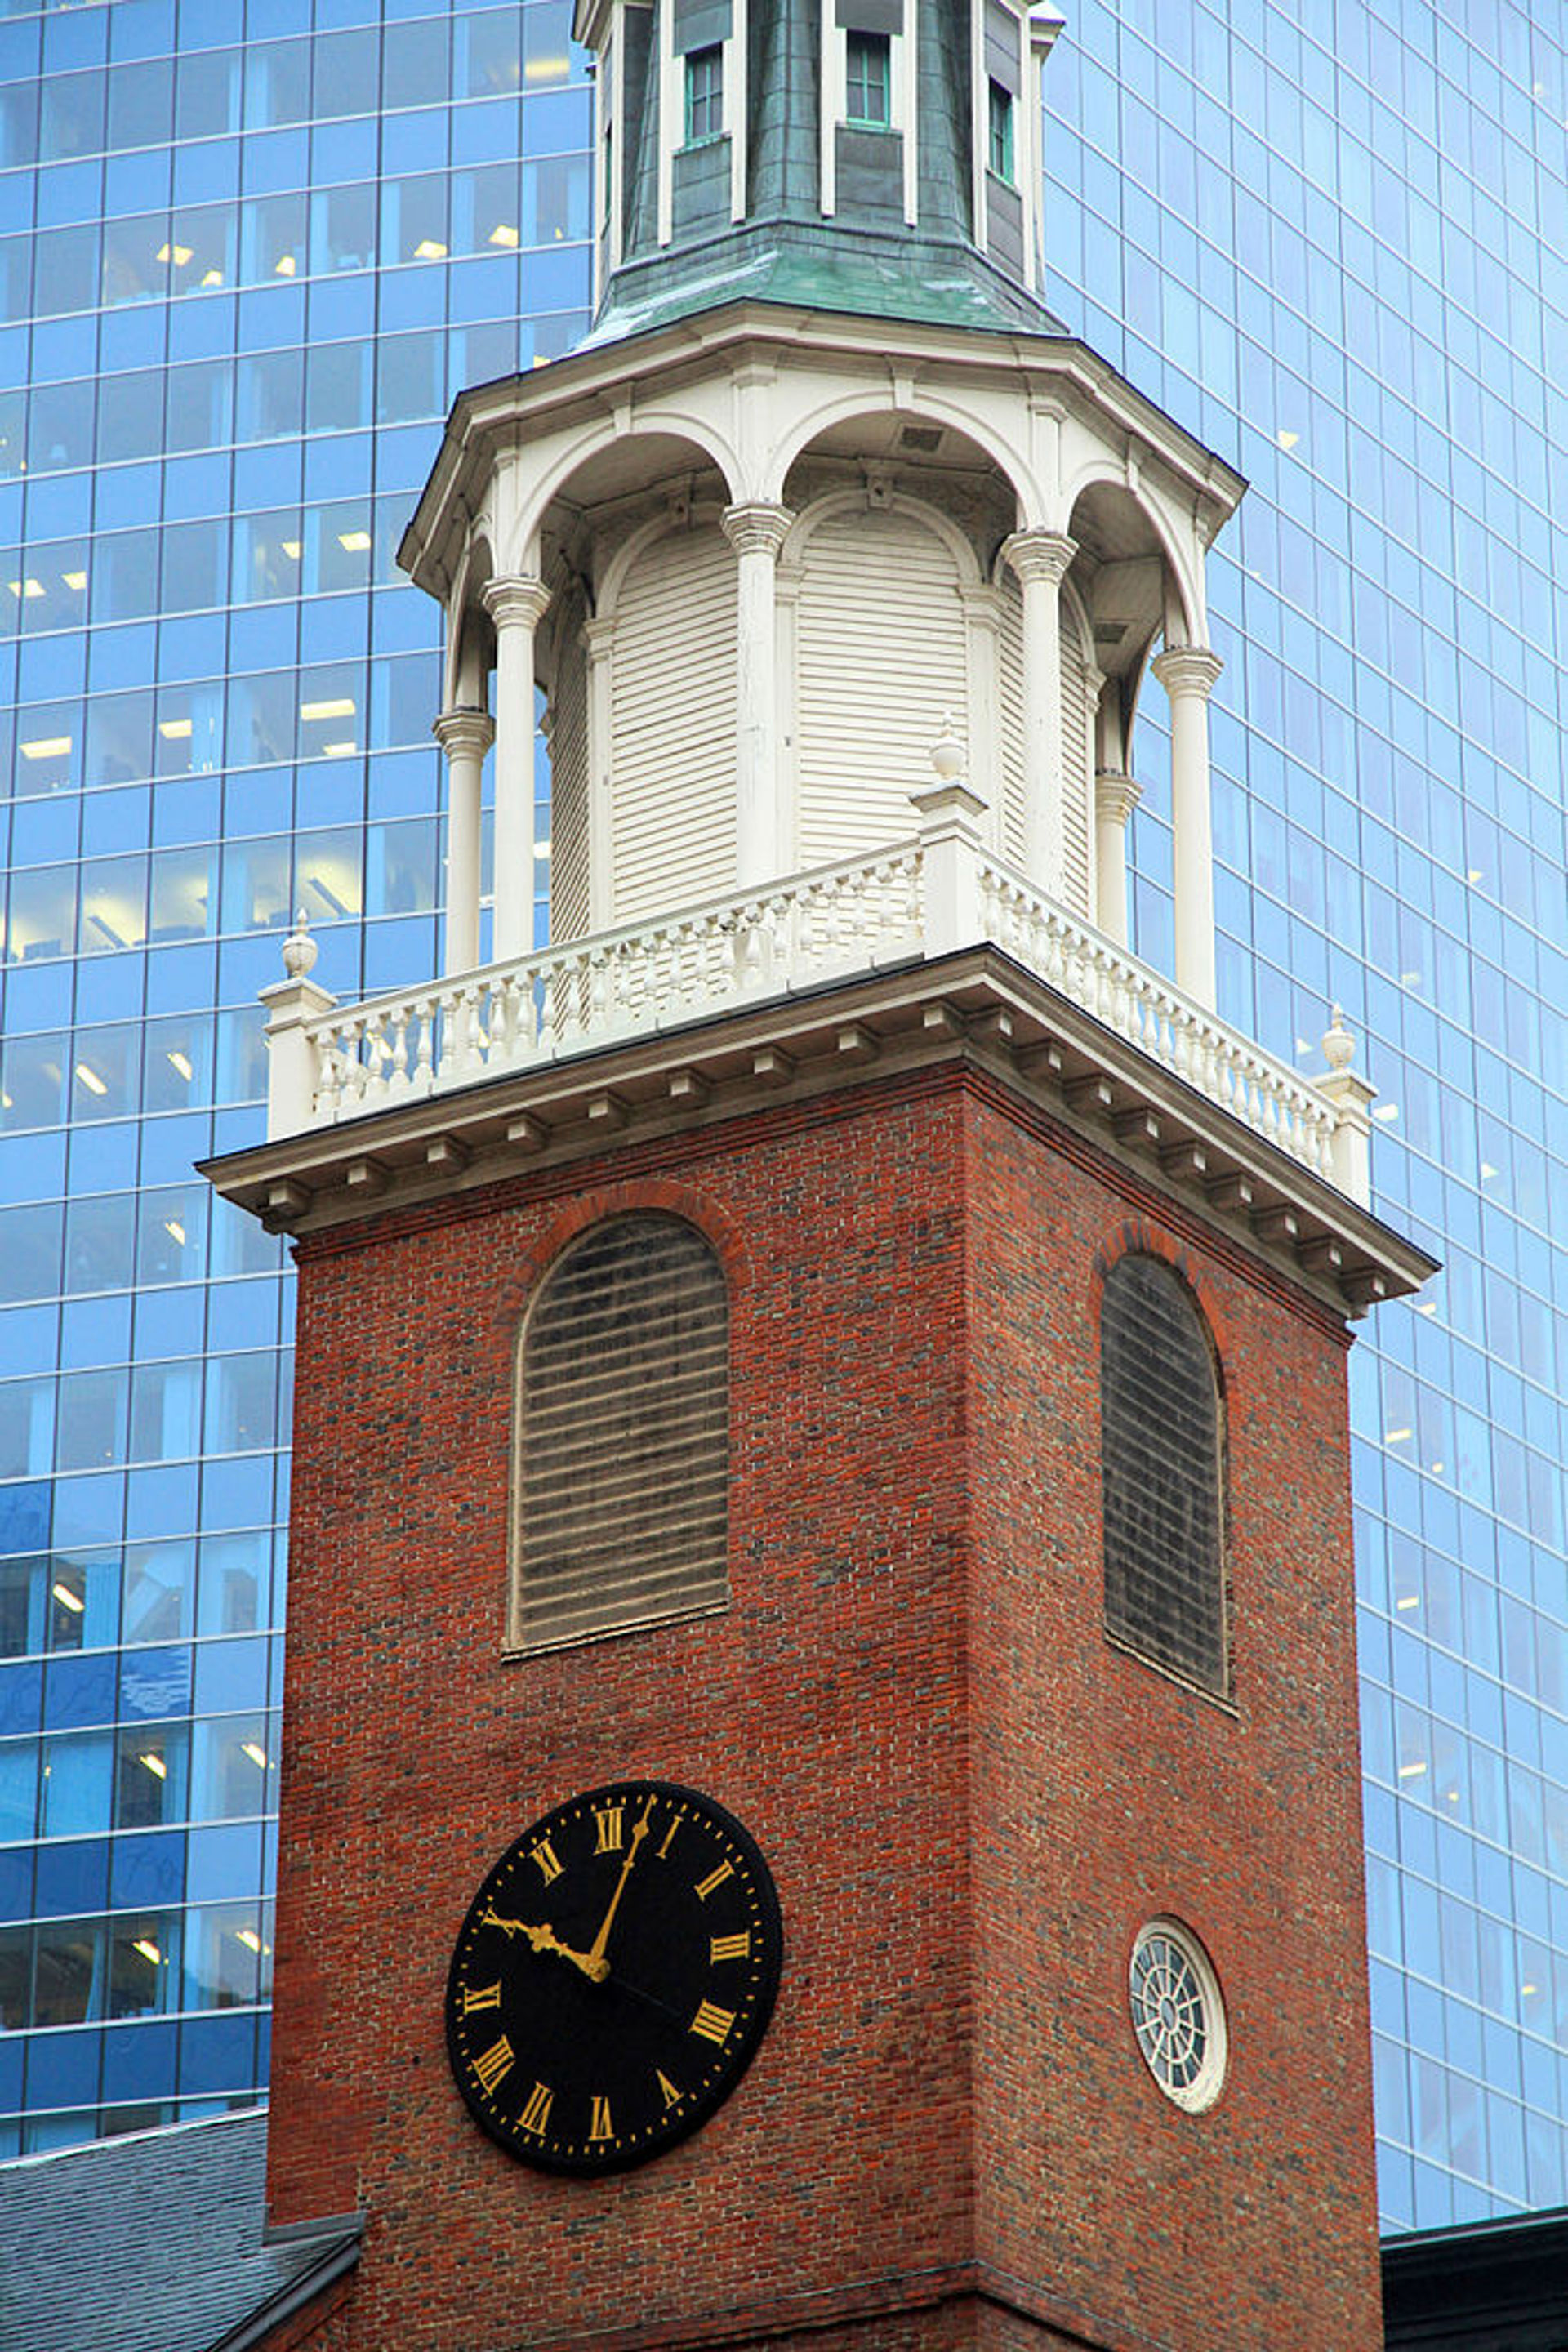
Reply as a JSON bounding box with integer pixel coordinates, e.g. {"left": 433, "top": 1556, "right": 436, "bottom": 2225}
{"left": 0, "top": 2109, "right": 361, "bottom": 2352}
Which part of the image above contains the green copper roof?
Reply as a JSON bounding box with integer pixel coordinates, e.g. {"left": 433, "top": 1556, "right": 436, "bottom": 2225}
{"left": 582, "top": 217, "right": 1068, "bottom": 347}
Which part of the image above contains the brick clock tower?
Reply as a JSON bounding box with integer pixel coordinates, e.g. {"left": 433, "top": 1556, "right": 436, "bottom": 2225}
{"left": 207, "top": 7, "right": 1432, "bottom": 2347}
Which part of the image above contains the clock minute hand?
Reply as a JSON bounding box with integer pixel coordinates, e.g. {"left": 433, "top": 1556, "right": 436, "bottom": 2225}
{"left": 479, "top": 1909, "right": 608, "bottom": 1984}
{"left": 583, "top": 1797, "right": 657, "bottom": 1974}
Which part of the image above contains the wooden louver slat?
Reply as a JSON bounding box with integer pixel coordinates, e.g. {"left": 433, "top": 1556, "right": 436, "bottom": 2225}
{"left": 514, "top": 1214, "right": 730, "bottom": 1652}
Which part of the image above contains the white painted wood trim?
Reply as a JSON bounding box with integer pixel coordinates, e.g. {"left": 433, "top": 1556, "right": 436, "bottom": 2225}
{"left": 1019, "top": 8, "right": 1044, "bottom": 292}
{"left": 728, "top": 0, "right": 746, "bottom": 222}
{"left": 657, "top": 0, "right": 675, "bottom": 246}
{"left": 584, "top": 616, "right": 615, "bottom": 930}
{"left": 960, "top": 585, "right": 1004, "bottom": 851}
{"left": 895, "top": 24, "right": 916, "bottom": 225}
{"left": 608, "top": 14, "right": 626, "bottom": 274}
{"left": 590, "top": 21, "right": 606, "bottom": 307}
{"left": 774, "top": 564, "right": 800, "bottom": 875}
{"left": 971, "top": 2, "right": 987, "bottom": 251}
{"left": 820, "top": 11, "right": 840, "bottom": 214}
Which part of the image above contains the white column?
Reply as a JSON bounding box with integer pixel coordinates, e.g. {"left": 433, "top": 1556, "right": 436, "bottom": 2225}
{"left": 721, "top": 501, "right": 794, "bottom": 888}
{"left": 1001, "top": 528, "right": 1076, "bottom": 900}
{"left": 481, "top": 575, "right": 550, "bottom": 964}
{"left": 433, "top": 707, "right": 493, "bottom": 976}
{"left": 1152, "top": 643, "right": 1223, "bottom": 1009}
{"left": 1094, "top": 772, "right": 1141, "bottom": 946}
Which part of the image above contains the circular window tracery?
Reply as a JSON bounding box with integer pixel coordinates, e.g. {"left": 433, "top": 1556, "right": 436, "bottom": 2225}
{"left": 1129, "top": 1919, "right": 1227, "bottom": 2113}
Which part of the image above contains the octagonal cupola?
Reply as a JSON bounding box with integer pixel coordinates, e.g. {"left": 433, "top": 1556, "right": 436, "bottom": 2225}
{"left": 574, "top": 0, "right": 1067, "bottom": 341}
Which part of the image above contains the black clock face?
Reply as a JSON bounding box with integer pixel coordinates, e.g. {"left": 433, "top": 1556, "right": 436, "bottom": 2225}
{"left": 444, "top": 1780, "right": 783, "bottom": 2175}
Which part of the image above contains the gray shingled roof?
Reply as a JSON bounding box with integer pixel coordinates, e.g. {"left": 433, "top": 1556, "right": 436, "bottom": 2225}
{"left": 0, "top": 2109, "right": 360, "bottom": 2352}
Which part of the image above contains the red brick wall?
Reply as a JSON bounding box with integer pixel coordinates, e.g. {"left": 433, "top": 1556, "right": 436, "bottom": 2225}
{"left": 265, "top": 1063, "right": 1381, "bottom": 2350}
{"left": 962, "top": 1078, "right": 1381, "bottom": 2350}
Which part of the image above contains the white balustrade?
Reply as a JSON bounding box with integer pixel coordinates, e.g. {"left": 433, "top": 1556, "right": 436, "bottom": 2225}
{"left": 270, "top": 834, "right": 1347, "bottom": 1194}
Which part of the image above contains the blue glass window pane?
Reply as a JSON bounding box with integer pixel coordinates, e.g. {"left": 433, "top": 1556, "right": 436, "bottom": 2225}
{"left": 42, "top": 1650, "right": 117, "bottom": 1732}
{"left": 178, "top": 2010, "right": 256, "bottom": 2096}
{"left": 24, "top": 2025, "right": 101, "bottom": 2110}
{"left": 0, "top": 1845, "right": 34, "bottom": 1925}
{"left": 109, "top": 1829, "right": 185, "bottom": 1910}
{"left": 32, "top": 1836, "right": 108, "bottom": 1920}
{"left": 0, "top": 1660, "right": 44, "bottom": 1736}
{"left": 102, "top": 2015, "right": 176, "bottom": 2102}
{"left": 119, "top": 1643, "right": 191, "bottom": 1721}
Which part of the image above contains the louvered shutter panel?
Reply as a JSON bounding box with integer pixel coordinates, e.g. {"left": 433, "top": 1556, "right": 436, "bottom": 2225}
{"left": 611, "top": 524, "right": 737, "bottom": 922}
{"left": 515, "top": 1214, "right": 729, "bottom": 1653}
{"left": 550, "top": 592, "right": 591, "bottom": 940}
{"left": 1101, "top": 1254, "right": 1227, "bottom": 1696}
{"left": 795, "top": 508, "right": 969, "bottom": 866}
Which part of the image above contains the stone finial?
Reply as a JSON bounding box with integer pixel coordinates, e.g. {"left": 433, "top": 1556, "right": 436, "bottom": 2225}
{"left": 1318, "top": 1004, "right": 1376, "bottom": 1207}
{"left": 1322, "top": 1004, "right": 1356, "bottom": 1074}
{"left": 931, "top": 712, "right": 965, "bottom": 782}
{"left": 283, "top": 908, "right": 318, "bottom": 979}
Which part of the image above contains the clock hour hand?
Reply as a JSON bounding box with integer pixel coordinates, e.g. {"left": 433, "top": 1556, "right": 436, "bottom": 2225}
{"left": 479, "top": 1908, "right": 608, "bottom": 1984}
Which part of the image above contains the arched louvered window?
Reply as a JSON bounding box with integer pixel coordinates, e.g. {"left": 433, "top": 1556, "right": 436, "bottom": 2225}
{"left": 1100, "top": 1254, "right": 1227, "bottom": 1696}
{"left": 511, "top": 1214, "right": 729, "bottom": 1653}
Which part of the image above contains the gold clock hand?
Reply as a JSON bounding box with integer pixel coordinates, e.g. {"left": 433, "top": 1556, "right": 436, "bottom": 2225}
{"left": 479, "top": 1909, "right": 608, "bottom": 1982}
{"left": 583, "top": 1795, "right": 657, "bottom": 1974}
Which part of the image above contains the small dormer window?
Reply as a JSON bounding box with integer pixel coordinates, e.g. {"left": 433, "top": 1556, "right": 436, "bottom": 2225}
{"left": 988, "top": 79, "right": 1014, "bottom": 183}
{"left": 845, "top": 31, "right": 892, "bottom": 127}
{"left": 685, "top": 44, "right": 724, "bottom": 145}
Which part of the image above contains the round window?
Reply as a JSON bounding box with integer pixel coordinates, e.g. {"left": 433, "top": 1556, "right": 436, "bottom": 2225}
{"left": 1129, "top": 1919, "right": 1227, "bottom": 2114}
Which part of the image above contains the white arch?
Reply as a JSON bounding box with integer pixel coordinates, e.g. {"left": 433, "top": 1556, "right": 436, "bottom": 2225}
{"left": 766, "top": 385, "right": 1044, "bottom": 519}
{"left": 595, "top": 497, "right": 733, "bottom": 620}
{"left": 507, "top": 412, "right": 746, "bottom": 572}
{"left": 1059, "top": 457, "right": 1206, "bottom": 645}
{"left": 782, "top": 484, "right": 985, "bottom": 586}
{"left": 443, "top": 532, "right": 496, "bottom": 711}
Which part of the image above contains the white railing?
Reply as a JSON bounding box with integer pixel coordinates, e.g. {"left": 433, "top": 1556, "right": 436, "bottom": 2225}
{"left": 261, "top": 786, "right": 1366, "bottom": 1200}
{"left": 267, "top": 842, "right": 922, "bottom": 1128}
{"left": 973, "top": 865, "right": 1342, "bottom": 1184}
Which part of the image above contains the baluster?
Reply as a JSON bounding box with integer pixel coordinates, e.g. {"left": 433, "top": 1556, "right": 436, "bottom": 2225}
{"left": 536, "top": 965, "right": 557, "bottom": 1057}
{"left": 361, "top": 1017, "right": 388, "bottom": 1106}
{"left": 314, "top": 1033, "right": 341, "bottom": 1124}
{"left": 737, "top": 902, "right": 760, "bottom": 991}
{"left": 385, "top": 1009, "right": 409, "bottom": 1098}
{"left": 493, "top": 973, "right": 519, "bottom": 1069}
{"left": 408, "top": 1000, "right": 432, "bottom": 1094}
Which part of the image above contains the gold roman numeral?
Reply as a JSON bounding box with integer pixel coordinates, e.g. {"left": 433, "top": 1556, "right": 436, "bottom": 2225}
{"left": 657, "top": 1813, "right": 681, "bottom": 1860}
{"left": 461, "top": 1980, "right": 502, "bottom": 2013}
{"left": 693, "top": 1860, "right": 733, "bottom": 1901}
{"left": 709, "top": 1931, "right": 751, "bottom": 1963}
{"left": 588, "top": 2095, "right": 614, "bottom": 2142}
{"left": 529, "top": 1838, "right": 563, "bottom": 1884}
{"left": 472, "top": 2035, "right": 514, "bottom": 2097}
{"left": 656, "top": 2069, "right": 682, "bottom": 2109}
{"left": 594, "top": 1804, "right": 624, "bottom": 1854}
{"left": 690, "top": 1999, "right": 735, "bottom": 2045}
{"left": 518, "top": 2080, "right": 553, "bottom": 2136}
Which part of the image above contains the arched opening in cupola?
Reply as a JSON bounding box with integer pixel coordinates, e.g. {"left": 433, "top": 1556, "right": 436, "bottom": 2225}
{"left": 779, "top": 408, "right": 1027, "bottom": 880}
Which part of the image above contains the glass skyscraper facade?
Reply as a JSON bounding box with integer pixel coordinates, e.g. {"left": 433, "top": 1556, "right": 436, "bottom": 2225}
{"left": 0, "top": 0, "right": 1562, "bottom": 2238}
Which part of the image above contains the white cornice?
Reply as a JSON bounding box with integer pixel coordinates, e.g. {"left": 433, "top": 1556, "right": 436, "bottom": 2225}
{"left": 203, "top": 949, "right": 1434, "bottom": 1322}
